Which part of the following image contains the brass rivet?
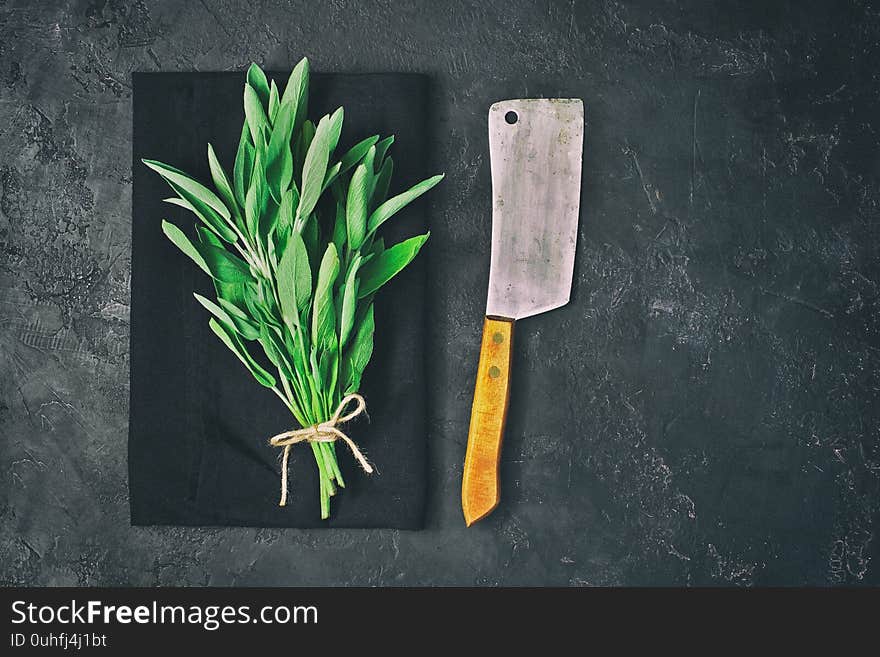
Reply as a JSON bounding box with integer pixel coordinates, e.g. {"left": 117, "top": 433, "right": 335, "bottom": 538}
{"left": 488, "top": 366, "right": 501, "bottom": 378}
{"left": 492, "top": 332, "right": 504, "bottom": 344}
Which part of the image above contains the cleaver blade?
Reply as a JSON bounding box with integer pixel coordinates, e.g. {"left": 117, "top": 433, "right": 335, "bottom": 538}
{"left": 487, "top": 98, "right": 584, "bottom": 319}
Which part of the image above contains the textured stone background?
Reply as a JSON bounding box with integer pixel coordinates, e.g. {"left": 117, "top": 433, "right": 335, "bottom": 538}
{"left": 2, "top": 0, "right": 879, "bottom": 586}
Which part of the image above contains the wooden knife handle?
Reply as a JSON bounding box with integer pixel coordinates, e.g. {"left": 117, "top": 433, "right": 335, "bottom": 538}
{"left": 462, "top": 316, "right": 515, "bottom": 526}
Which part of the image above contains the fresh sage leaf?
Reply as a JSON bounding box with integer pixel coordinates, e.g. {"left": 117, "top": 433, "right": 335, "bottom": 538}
{"left": 281, "top": 57, "right": 309, "bottom": 132}
{"left": 278, "top": 187, "right": 297, "bottom": 234}
{"left": 207, "top": 143, "right": 240, "bottom": 221}
{"left": 322, "top": 161, "right": 342, "bottom": 191}
{"left": 244, "top": 82, "right": 268, "bottom": 145}
{"left": 194, "top": 293, "right": 260, "bottom": 341}
{"left": 167, "top": 180, "right": 237, "bottom": 243}
{"left": 277, "top": 230, "right": 312, "bottom": 330}
{"left": 346, "top": 164, "right": 369, "bottom": 250}
{"left": 143, "top": 158, "right": 233, "bottom": 224}
{"left": 197, "top": 241, "right": 253, "bottom": 284}
{"left": 338, "top": 255, "right": 361, "bottom": 347}
{"left": 196, "top": 224, "right": 222, "bottom": 248}
{"left": 339, "top": 135, "right": 379, "bottom": 175}
{"left": 311, "top": 243, "right": 339, "bottom": 351}
{"left": 245, "top": 150, "right": 268, "bottom": 239}
{"left": 332, "top": 201, "right": 346, "bottom": 256}
{"left": 266, "top": 102, "right": 295, "bottom": 203}
{"left": 299, "top": 111, "right": 342, "bottom": 220}
{"left": 372, "top": 157, "right": 393, "bottom": 208}
{"left": 209, "top": 317, "right": 276, "bottom": 388}
{"left": 342, "top": 304, "right": 374, "bottom": 393}
{"left": 247, "top": 63, "right": 270, "bottom": 109}
{"left": 294, "top": 119, "right": 315, "bottom": 184}
{"left": 374, "top": 135, "right": 395, "bottom": 167}
{"left": 327, "top": 107, "right": 344, "bottom": 154}
{"left": 162, "top": 220, "right": 210, "bottom": 275}
{"left": 268, "top": 80, "right": 280, "bottom": 123}
{"left": 367, "top": 174, "right": 444, "bottom": 234}
{"left": 301, "top": 209, "right": 320, "bottom": 272}
{"left": 358, "top": 232, "right": 430, "bottom": 297}
{"left": 233, "top": 124, "right": 254, "bottom": 209}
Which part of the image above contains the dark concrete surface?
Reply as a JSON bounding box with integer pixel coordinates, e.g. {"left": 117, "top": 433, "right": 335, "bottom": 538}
{"left": 1, "top": 0, "right": 879, "bottom": 586}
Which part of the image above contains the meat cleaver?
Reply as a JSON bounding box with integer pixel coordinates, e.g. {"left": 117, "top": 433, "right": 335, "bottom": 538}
{"left": 462, "top": 98, "right": 584, "bottom": 526}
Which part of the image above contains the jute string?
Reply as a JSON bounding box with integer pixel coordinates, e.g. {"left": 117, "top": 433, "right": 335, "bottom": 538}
{"left": 268, "top": 393, "right": 373, "bottom": 507}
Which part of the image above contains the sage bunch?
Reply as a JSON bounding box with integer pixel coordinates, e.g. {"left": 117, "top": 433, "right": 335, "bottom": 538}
{"left": 143, "top": 58, "right": 443, "bottom": 518}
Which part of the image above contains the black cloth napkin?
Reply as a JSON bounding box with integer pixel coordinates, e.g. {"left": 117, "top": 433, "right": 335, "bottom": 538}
{"left": 130, "top": 72, "right": 430, "bottom": 528}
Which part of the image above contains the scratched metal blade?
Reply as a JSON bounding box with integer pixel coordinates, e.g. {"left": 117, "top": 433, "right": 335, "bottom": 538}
{"left": 486, "top": 99, "right": 584, "bottom": 319}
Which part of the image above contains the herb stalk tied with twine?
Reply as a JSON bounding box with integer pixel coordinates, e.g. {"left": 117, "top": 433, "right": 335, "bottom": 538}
{"left": 143, "top": 59, "right": 443, "bottom": 518}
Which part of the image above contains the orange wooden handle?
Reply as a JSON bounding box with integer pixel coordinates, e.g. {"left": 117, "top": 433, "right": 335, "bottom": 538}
{"left": 462, "top": 316, "right": 514, "bottom": 526}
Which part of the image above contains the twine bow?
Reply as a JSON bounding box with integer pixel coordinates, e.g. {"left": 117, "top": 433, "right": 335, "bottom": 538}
{"left": 268, "top": 393, "right": 373, "bottom": 507}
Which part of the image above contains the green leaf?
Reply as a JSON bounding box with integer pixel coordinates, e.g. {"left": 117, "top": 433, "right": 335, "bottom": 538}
{"left": 162, "top": 220, "right": 209, "bottom": 276}
{"left": 260, "top": 324, "right": 298, "bottom": 385}
{"left": 320, "top": 347, "right": 339, "bottom": 402}
{"left": 281, "top": 57, "right": 309, "bottom": 132}
{"left": 215, "top": 280, "right": 257, "bottom": 329}
{"left": 207, "top": 143, "right": 240, "bottom": 220}
{"left": 142, "top": 158, "right": 233, "bottom": 224}
{"left": 327, "top": 107, "right": 344, "bottom": 154}
{"left": 356, "top": 145, "right": 378, "bottom": 206}
{"left": 258, "top": 201, "right": 280, "bottom": 253}
{"left": 372, "top": 156, "right": 393, "bottom": 208}
{"left": 346, "top": 164, "right": 370, "bottom": 250}
{"left": 374, "top": 135, "right": 395, "bottom": 166}
{"left": 294, "top": 119, "right": 315, "bottom": 180}
{"left": 217, "top": 294, "right": 250, "bottom": 322}
{"left": 339, "top": 255, "right": 361, "bottom": 347}
{"left": 194, "top": 293, "right": 259, "bottom": 341}
{"left": 322, "top": 161, "right": 341, "bottom": 191}
{"left": 216, "top": 291, "right": 259, "bottom": 334}
{"left": 291, "top": 233, "right": 313, "bottom": 314}
{"left": 247, "top": 63, "right": 270, "bottom": 109}
{"left": 245, "top": 150, "right": 267, "bottom": 239}
{"left": 277, "top": 231, "right": 312, "bottom": 329}
{"left": 358, "top": 232, "right": 429, "bottom": 297}
{"left": 361, "top": 145, "right": 376, "bottom": 182}
{"left": 196, "top": 224, "right": 222, "bottom": 248}
{"left": 233, "top": 124, "right": 254, "bottom": 209}
{"left": 278, "top": 187, "right": 298, "bottom": 234}
{"left": 209, "top": 318, "right": 276, "bottom": 388}
{"left": 167, "top": 181, "right": 237, "bottom": 243}
{"left": 311, "top": 243, "right": 340, "bottom": 351}
{"left": 289, "top": 328, "right": 310, "bottom": 389}
{"left": 308, "top": 346, "right": 323, "bottom": 418}
{"left": 244, "top": 290, "right": 276, "bottom": 328}
{"left": 302, "top": 209, "right": 320, "bottom": 271}
{"left": 332, "top": 201, "right": 346, "bottom": 256}
{"left": 299, "top": 111, "right": 343, "bottom": 220}
{"left": 268, "top": 80, "right": 280, "bottom": 123}
{"left": 266, "top": 102, "right": 295, "bottom": 203}
{"left": 259, "top": 324, "right": 282, "bottom": 366}
{"left": 338, "top": 135, "right": 379, "bottom": 175}
{"left": 174, "top": 218, "right": 251, "bottom": 284}
{"left": 244, "top": 83, "right": 268, "bottom": 145}
{"left": 367, "top": 174, "right": 443, "bottom": 234}
{"left": 162, "top": 196, "right": 196, "bottom": 213}
{"left": 245, "top": 177, "right": 260, "bottom": 240}
{"left": 198, "top": 242, "right": 253, "bottom": 283}
{"left": 245, "top": 279, "right": 282, "bottom": 327}
{"left": 342, "top": 304, "right": 374, "bottom": 393}
{"left": 351, "top": 304, "right": 375, "bottom": 374}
